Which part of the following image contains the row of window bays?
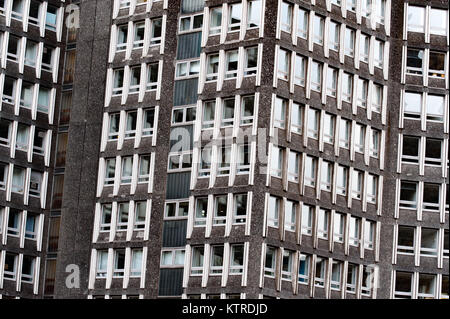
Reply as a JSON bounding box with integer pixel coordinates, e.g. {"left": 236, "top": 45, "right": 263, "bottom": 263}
{"left": 0, "top": 31, "right": 60, "bottom": 82}
{"left": 0, "top": 74, "right": 56, "bottom": 122}
{"left": 393, "top": 224, "right": 448, "bottom": 269}
{"left": 263, "top": 194, "right": 378, "bottom": 255}
{"left": 0, "top": 250, "right": 40, "bottom": 294}
{"left": 0, "top": 162, "right": 48, "bottom": 208}
{"left": 404, "top": 4, "right": 449, "bottom": 41}
{"left": 261, "top": 243, "right": 378, "bottom": 298}
{"left": 274, "top": 46, "right": 388, "bottom": 120}
{"left": 276, "top": 6, "right": 389, "bottom": 81}
{"left": 0, "top": 205, "right": 44, "bottom": 249}
{"left": 114, "top": 0, "right": 166, "bottom": 18}
{"left": 403, "top": 46, "right": 448, "bottom": 87}
{"left": 0, "top": 0, "right": 63, "bottom": 40}
{"left": 393, "top": 271, "right": 448, "bottom": 299}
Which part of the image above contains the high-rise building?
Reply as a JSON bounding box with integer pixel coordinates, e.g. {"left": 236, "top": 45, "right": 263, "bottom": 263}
{"left": 0, "top": 0, "right": 448, "bottom": 300}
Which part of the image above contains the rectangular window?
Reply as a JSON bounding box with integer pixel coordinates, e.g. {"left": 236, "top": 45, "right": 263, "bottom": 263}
{"left": 357, "top": 79, "right": 368, "bottom": 108}
{"left": 150, "top": 18, "right": 162, "bottom": 46}
{"left": 351, "top": 170, "right": 363, "bottom": 200}
{"left": 290, "top": 102, "right": 303, "bottom": 134}
{"left": 221, "top": 98, "right": 235, "bottom": 127}
{"left": 317, "top": 209, "right": 329, "bottom": 239}
{"left": 241, "top": 95, "right": 255, "bottom": 125}
{"left": 420, "top": 228, "right": 438, "bottom": 257}
{"left": 116, "top": 203, "right": 129, "bottom": 231}
{"left": 130, "top": 249, "right": 143, "bottom": 277}
{"left": 288, "top": 151, "right": 300, "bottom": 183}
{"left": 320, "top": 161, "right": 333, "bottom": 192}
{"left": 264, "top": 247, "right": 276, "bottom": 277}
{"left": 117, "top": 24, "right": 128, "bottom": 51}
{"left": 406, "top": 48, "right": 424, "bottom": 75}
{"left": 113, "top": 250, "right": 126, "bottom": 277}
{"left": 176, "top": 59, "right": 200, "bottom": 79}
{"left": 104, "top": 158, "right": 116, "bottom": 186}
{"left": 4, "top": 253, "right": 18, "bottom": 280}
{"left": 164, "top": 200, "right": 189, "bottom": 220}
{"left": 244, "top": 46, "right": 258, "bottom": 76}
{"left": 298, "top": 254, "right": 310, "bottom": 284}
{"left": 21, "top": 256, "right": 35, "bottom": 283}
{"left": 120, "top": 156, "right": 133, "bottom": 184}
{"left": 12, "top": 166, "right": 25, "bottom": 194}
{"left": 364, "top": 220, "right": 375, "bottom": 249}
{"left": 339, "top": 119, "right": 350, "bottom": 149}
{"left": 399, "top": 181, "right": 417, "bottom": 209}
{"left": 374, "top": 40, "right": 384, "bottom": 68}
{"left": 342, "top": 73, "right": 353, "bottom": 103}
{"left": 210, "top": 246, "right": 224, "bottom": 275}
{"left": 225, "top": 50, "right": 239, "bottom": 79}
{"left": 429, "top": 51, "right": 446, "bottom": 78}
{"left": 2, "top": 77, "right": 17, "bottom": 105}
{"left": 7, "top": 209, "right": 21, "bottom": 236}
{"left": 423, "top": 183, "right": 440, "bottom": 211}
{"left": 273, "top": 97, "right": 286, "bottom": 129}
{"left": 354, "top": 124, "right": 365, "bottom": 154}
{"left": 172, "top": 106, "right": 196, "bottom": 126}
{"left": 280, "top": 2, "right": 292, "bottom": 33}
{"left": 418, "top": 274, "right": 436, "bottom": 299}
{"left": 0, "top": 119, "right": 12, "bottom": 147}
{"left": 310, "top": 61, "right": 322, "bottom": 92}
{"left": 161, "top": 249, "right": 185, "bottom": 267}
{"left": 407, "top": 6, "right": 425, "bottom": 33}
{"left": 15, "top": 123, "right": 30, "bottom": 152}
{"left": 195, "top": 197, "right": 208, "bottom": 226}
{"left": 270, "top": 146, "right": 283, "bottom": 178}
{"left": 168, "top": 151, "right": 192, "bottom": 172}
{"left": 228, "top": 3, "right": 242, "bottom": 32}
{"left": 41, "top": 45, "right": 54, "bottom": 73}
{"left": 277, "top": 48, "right": 290, "bottom": 81}
{"left": 346, "top": 263, "right": 358, "bottom": 293}
{"left": 307, "top": 108, "right": 319, "bottom": 139}
{"left": 334, "top": 213, "right": 345, "bottom": 243}
{"left": 7, "top": 35, "right": 20, "bottom": 62}
{"left": 301, "top": 204, "right": 313, "bottom": 235}
{"left": 138, "top": 155, "right": 151, "bottom": 183}
{"left": 191, "top": 246, "right": 204, "bottom": 275}
{"left": 96, "top": 251, "right": 108, "bottom": 278}
{"left": 142, "top": 108, "right": 155, "bottom": 137}
{"left": 281, "top": 250, "right": 294, "bottom": 280}
{"left": 345, "top": 28, "right": 355, "bottom": 57}
{"left": 294, "top": 55, "right": 306, "bottom": 86}
{"left": 179, "top": 14, "right": 203, "bottom": 33}
{"left": 133, "top": 22, "right": 145, "bottom": 49}
{"left": 100, "top": 204, "right": 112, "bottom": 232}
{"left": 372, "top": 84, "right": 383, "bottom": 113}
{"left": 24, "top": 40, "right": 38, "bottom": 67}
{"left": 209, "top": 7, "right": 222, "bottom": 35}
{"left": 296, "top": 8, "right": 308, "bottom": 39}
{"left": 213, "top": 195, "right": 227, "bottom": 225}
{"left": 198, "top": 147, "right": 212, "bottom": 177}
{"left": 425, "top": 138, "right": 442, "bottom": 166}
{"left": 147, "top": 63, "right": 159, "bottom": 91}
{"left": 206, "top": 54, "right": 219, "bottom": 82}
{"left": 336, "top": 165, "right": 348, "bottom": 196}
{"left": 331, "top": 260, "right": 342, "bottom": 290}
{"left": 304, "top": 156, "right": 317, "bottom": 187}
{"left": 284, "top": 200, "right": 297, "bottom": 232}
{"left": 202, "top": 100, "right": 215, "bottom": 129}
{"left": 403, "top": 92, "right": 422, "bottom": 120}
{"left": 247, "top": 0, "right": 262, "bottom": 29}
{"left": 314, "top": 257, "right": 326, "bottom": 287}
{"left": 237, "top": 144, "right": 250, "bottom": 174}
{"left": 426, "top": 95, "right": 444, "bottom": 122}
{"left": 268, "top": 196, "right": 280, "bottom": 228}
{"left": 0, "top": 163, "right": 8, "bottom": 190}
{"left": 313, "top": 15, "right": 324, "bottom": 45}
{"left": 124, "top": 111, "right": 137, "bottom": 138}
{"left": 349, "top": 216, "right": 360, "bottom": 246}
{"left": 367, "top": 174, "right": 378, "bottom": 204}
{"left": 329, "top": 21, "right": 339, "bottom": 51}
{"left": 430, "top": 9, "right": 447, "bottom": 36}
{"left": 323, "top": 113, "right": 335, "bottom": 144}
{"left": 129, "top": 66, "right": 141, "bottom": 94}
{"left": 394, "top": 272, "right": 413, "bottom": 299}
{"left": 113, "top": 69, "right": 124, "bottom": 96}
{"left": 327, "top": 66, "right": 338, "bottom": 97}
{"left": 45, "top": 5, "right": 58, "bottom": 31}
{"left": 229, "top": 245, "right": 244, "bottom": 274}
{"left": 29, "top": 171, "right": 43, "bottom": 198}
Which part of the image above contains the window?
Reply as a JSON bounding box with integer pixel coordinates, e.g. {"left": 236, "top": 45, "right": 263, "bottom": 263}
{"left": 199, "top": 147, "right": 212, "bottom": 177}
{"left": 244, "top": 46, "right": 258, "bottom": 76}
{"left": 418, "top": 274, "right": 436, "bottom": 299}
{"left": 12, "top": 166, "right": 25, "bottom": 194}
{"left": 180, "top": 14, "right": 203, "bottom": 33}
{"left": 100, "top": 204, "right": 112, "bottom": 232}
{"left": 124, "top": 111, "right": 137, "bottom": 138}
{"left": 304, "top": 156, "right": 317, "bottom": 187}
{"left": 307, "top": 108, "right": 319, "bottom": 139}
{"left": 232, "top": 194, "right": 248, "bottom": 224}
{"left": 241, "top": 95, "right": 255, "bottom": 125}
{"left": 221, "top": 98, "right": 235, "bottom": 127}
{"left": 237, "top": 144, "right": 250, "bottom": 174}
{"left": 423, "top": 183, "right": 440, "bottom": 211}
{"left": 298, "top": 254, "right": 310, "bottom": 284}
{"left": 334, "top": 213, "right": 345, "bottom": 243}
{"left": 29, "top": 171, "right": 43, "bottom": 198}
{"left": 357, "top": 79, "right": 368, "bottom": 108}
{"left": 320, "top": 161, "right": 332, "bottom": 192}
{"left": 268, "top": 196, "right": 280, "bottom": 228}
{"left": 4, "top": 254, "right": 18, "bottom": 280}
{"left": 408, "top": 6, "right": 426, "bottom": 33}
{"left": 138, "top": 155, "right": 151, "bottom": 183}
{"left": 142, "top": 108, "right": 155, "bottom": 137}
{"left": 339, "top": 119, "right": 350, "bottom": 149}
{"left": 351, "top": 170, "right": 363, "bottom": 200}
{"left": 150, "top": 18, "right": 162, "bottom": 45}
{"left": 313, "top": 15, "right": 324, "bottom": 45}
{"left": 402, "top": 136, "right": 419, "bottom": 165}
{"left": 374, "top": 0, "right": 386, "bottom": 24}
{"left": 264, "top": 247, "right": 276, "bottom": 277}
{"left": 397, "top": 226, "right": 415, "bottom": 255}
{"left": 147, "top": 63, "right": 159, "bottom": 91}
{"left": 225, "top": 50, "right": 239, "bottom": 79}
{"left": 168, "top": 151, "right": 192, "bottom": 172}
{"left": 277, "top": 48, "right": 290, "bottom": 81}
{"left": 420, "top": 228, "right": 438, "bottom": 257}
{"left": 209, "top": 7, "right": 222, "bottom": 35}
{"left": 331, "top": 261, "right": 342, "bottom": 290}
{"left": 430, "top": 9, "right": 447, "bottom": 36}
{"left": 327, "top": 66, "right": 338, "bottom": 97}
{"left": 195, "top": 197, "right": 208, "bottom": 226}
{"left": 210, "top": 246, "right": 224, "bottom": 275}
{"left": 206, "top": 54, "right": 219, "bottom": 81}
{"left": 354, "top": 124, "right": 365, "bottom": 154}
{"left": 41, "top": 45, "right": 54, "bottom": 73}
{"left": 429, "top": 51, "right": 446, "bottom": 78}
{"left": 117, "top": 203, "right": 129, "bottom": 231}
{"left": 284, "top": 200, "right": 297, "bottom": 232}
{"left": 96, "top": 251, "right": 108, "bottom": 278}
{"left": 228, "top": 3, "right": 242, "bottom": 32}
{"left": 400, "top": 181, "right": 417, "bottom": 209}
{"left": 117, "top": 24, "right": 128, "bottom": 51}
{"left": 444, "top": 231, "right": 449, "bottom": 258}
{"left": 290, "top": 103, "right": 303, "bottom": 134}
{"left": 113, "top": 250, "right": 126, "bottom": 277}
{"left": 0, "top": 163, "right": 8, "bottom": 190}
{"left": 318, "top": 209, "right": 329, "bottom": 240}
{"left": 24, "top": 40, "right": 38, "bottom": 67}
{"left": 133, "top": 22, "right": 145, "bottom": 49}
{"left": 120, "top": 156, "right": 133, "bottom": 184}
{"left": 15, "top": 123, "right": 30, "bottom": 152}
{"left": 372, "top": 84, "right": 383, "bottom": 113}
{"left": 8, "top": 209, "right": 21, "bottom": 236}
{"left": 129, "top": 67, "right": 141, "bottom": 94}
{"left": 176, "top": 59, "right": 200, "bottom": 79}
{"left": 191, "top": 246, "right": 204, "bottom": 275}
{"left": 0, "top": 0, "right": 6, "bottom": 15}
{"left": 347, "top": 0, "right": 356, "bottom": 12}
{"left": 336, "top": 166, "right": 348, "bottom": 196}
{"left": 364, "top": 220, "right": 375, "bottom": 250}
{"left": 45, "top": 5, "right": 58, "bottom": 31}
{"left": 346, "top": 263, "right": 358, "bottom": 293}
{"left": 0, "top": 119, "right": 12, "bottom": 147}
{"left": 323, "top": 113, "right": 335, "bottom": 144}
{"left": 406, "top": 49, "right": 424, "bottom": 75}
{"left": 161, "top": 249, "right": 185, "bottom": 267}
{"left": 33, "top": 129, "right": 46, "bottom": 156}
{"left": 329, "top": 21, "right": 339, "bottom": 51}
{"left": 280, "top": 2, "right": 292, "bottom": 33}
{"left": 342, "top": 73, "right": 353, "bottom": 103}
{"left": 37, "top": 87, "right": 50, "bottom": 113}
{"left": 315, "top": 257, "right": 326, "bottom": 287}
{"left": 247, "top": 0, "right": 262, "bottom": 29}
{"left": 426, "top": 95, "right": 444, "bottom": 122}
{"left": 230, "top": 245, "right": 244, "bottom": 274}
{"left": 442, "top": 276, "right": 449, "bottom": 299}
{"left": 361, "top": 266, "right": 374, "bottom": 296}
{"left": 403, "top": 92, "right": 422, "bottom": 120}
{"left": 104, "top": 158, "right": 116, "bottom": 186}
{"left": 7, "top": 35, "right": 20, "bottom": 62}
{"left": 345, "top": 28, "right": 355, "bottom": 57}
{"left": 424, "top": 138, "right": 441, "bottom": 166}
{"left": 294, "top": 55, "right": 306, "bottom": 86}
{"left": 367, "top": 174, "right": 378, "bottom": 204}
{"left": 282, "top": 250, "right": 294, "bottom": 280}
{"left": 310, "top": 61, "right": 322, "bottom": 92}
{"left": 273, "top": 97, "right": 286, "bottom": 129}
{"left": 21, "top": 256, "right": 35, "bottom": 283}
{"left": 165, "top": 200, "right": 189, "bottom": 219}
{"left": 288, "top": 151, "right": 300, "bottom": 183}
{"left": 270, "top": 146, "right": 283, "bottom": 178}
{"left": 112, "top": 69, "right": 124, "bottom": 96}
{"left": 213, "top": 195, "right": 227, "bottom": 225}
{"left": 301, "top": 204, "right": 313, "bottom": 236}
{"left": 297, "top": 8, "right": 308, "bottom": 39}
{"left": 374, "top": 40, "right": 384, "bottom": 68}
{"left": 130, "top": 249, "right": 143, "bottom": 277}
{"left": 2, "top": 77, "right": 16, "bottom": 105}
{"left": 172, "top": 106, "right": 196, "bottom": 126}
{"left": 395, "top": 272, "right": 413, "bottom": 299}
{"left": 348, "top": 216, "right": 360, "bottom": 246}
